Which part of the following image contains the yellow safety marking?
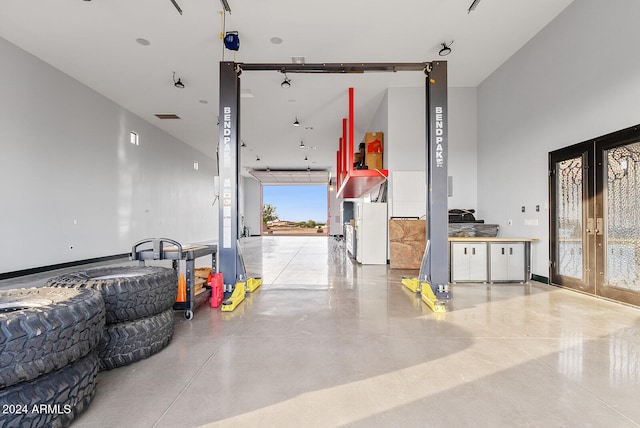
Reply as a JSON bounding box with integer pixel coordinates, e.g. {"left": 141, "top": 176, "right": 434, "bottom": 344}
{"left": 401, "top": 277, "right": 421, "bottom": 293}
{"left": 221, "top": 281, "right": 246, "bottom": 312}
{"left": 246, "top": 277, "right": 262, "bottom": 293}
{"left": 420, "top": 281, "right": 446, "bottom": 313}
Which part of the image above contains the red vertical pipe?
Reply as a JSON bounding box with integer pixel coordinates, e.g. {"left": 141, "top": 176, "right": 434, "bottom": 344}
{"left": 348, "top": 88, "right": 354, "bottom": 172}
{"left": 336, "top": 148, "right": 341, "bottom": 188}
{"left": 338, "top": 138, "right": 343, "bottom": 185}
{"left": 343, "top": 118, "right": 348, "bottom": 174}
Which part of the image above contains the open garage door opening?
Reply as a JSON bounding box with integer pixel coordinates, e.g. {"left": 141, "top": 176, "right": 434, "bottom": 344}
{"left": 262, "top": 185, "right": 328, "bottom": 236}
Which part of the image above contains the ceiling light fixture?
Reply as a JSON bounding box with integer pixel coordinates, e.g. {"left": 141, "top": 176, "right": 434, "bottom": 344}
{"left": 304, "top": 156, "right": 308, "bottom": 161}
{"left": 256, "top": 156, "right": 261, "bottom": 161}
{"left": 293, "top": 117, "right": 300, "bottom": 127}
{"left": 173, "top": 72, "right": 185, "bottom": 89}
{"left": 439, "top": 42, "right": 453, "bottom": 56}
{"left": 281, "top": 72, "right": 291, "bottom": 88}
{"left": 468, "top": 0, "right": 482, "bottom": 13}
{"left": 299, "top": 141, "right": 305, "bottom": 148}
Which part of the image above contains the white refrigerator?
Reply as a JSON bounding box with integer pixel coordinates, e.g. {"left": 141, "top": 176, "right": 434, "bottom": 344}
{"left": 355, "top": 202, "right": 388, "bottom": 264}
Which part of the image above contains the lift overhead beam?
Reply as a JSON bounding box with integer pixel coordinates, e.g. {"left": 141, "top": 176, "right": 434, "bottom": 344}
{"left": 238, "top": 62, "right": 431, "bottom": 74}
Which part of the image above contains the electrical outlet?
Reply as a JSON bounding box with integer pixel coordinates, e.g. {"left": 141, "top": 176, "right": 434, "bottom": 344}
{"left": 536, "top": 205, "right": 540, "bottom": 212}
{"left": 521, "top": 206, "right": 525, "bottom": 213}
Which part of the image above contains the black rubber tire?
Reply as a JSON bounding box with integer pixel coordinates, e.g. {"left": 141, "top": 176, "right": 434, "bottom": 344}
{"left": 45, "top": 266, "right": 177, "bottom": 324}
{"left": 0, "top": 287, "right": 105, "bottom": 389}
{"left": 0, "top": 351, "right": 99, "bottom": 428}
{"left": 97, "top": 308, "right": 175, "bottom": 370}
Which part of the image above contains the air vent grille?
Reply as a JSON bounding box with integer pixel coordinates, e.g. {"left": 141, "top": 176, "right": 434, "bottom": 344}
{"left": 155, "top": 114, "right": 181, "bottom": 119}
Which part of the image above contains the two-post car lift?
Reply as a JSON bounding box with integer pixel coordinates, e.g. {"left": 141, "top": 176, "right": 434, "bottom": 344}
{"left": 218, "top": 61, "right": 450, "bottom": 312}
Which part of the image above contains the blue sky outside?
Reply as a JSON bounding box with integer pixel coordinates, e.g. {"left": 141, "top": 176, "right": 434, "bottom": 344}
{"left": 263, "top": 185, "right": 328, "bottom": 223}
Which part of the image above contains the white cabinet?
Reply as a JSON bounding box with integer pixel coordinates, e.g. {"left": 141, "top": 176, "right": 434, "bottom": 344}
{"left": 355, "top": 202, "right": 387, "bottom": 265}
{"left": 345, "top": 224, "right": 356, "bottom": 258}
{"left": 451, "top": 242, "right": 487, "bottom": 282}
{"left": 489, "top": 243, "right": 525, "bottom": 282}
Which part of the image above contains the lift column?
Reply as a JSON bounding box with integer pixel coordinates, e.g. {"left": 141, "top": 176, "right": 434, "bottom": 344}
{"left": 218, "top": 61, "right": 246, "bottom": 287}
{"left": 420, "top": 61, "right": 449, "bottom": 295}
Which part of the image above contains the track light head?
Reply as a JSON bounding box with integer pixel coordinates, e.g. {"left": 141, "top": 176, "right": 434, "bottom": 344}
{"left": 439, "top": 42, "right": 453, "bottom": 56}
{"left": 173, "top": 72, "right": 185, "bottom": 88}
{"left": 280, "top": 72, "right": 291, "bottom": 88}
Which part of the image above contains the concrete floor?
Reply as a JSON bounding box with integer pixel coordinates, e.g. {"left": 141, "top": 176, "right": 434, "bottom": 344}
{"left": 3, "top": 236, "right": 640, "bottom": 427}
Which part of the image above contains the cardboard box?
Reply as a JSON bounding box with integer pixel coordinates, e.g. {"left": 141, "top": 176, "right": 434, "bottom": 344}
{"left": 365, "top": 132, "right": 384, "bottom": 153}
{"left": 366, "top": 152, "right": 383, "bottom": 170}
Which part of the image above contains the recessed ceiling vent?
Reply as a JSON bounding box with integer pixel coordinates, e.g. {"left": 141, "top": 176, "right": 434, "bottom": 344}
{"left": 155, "top": 114, "right": 181, "bottom": 119}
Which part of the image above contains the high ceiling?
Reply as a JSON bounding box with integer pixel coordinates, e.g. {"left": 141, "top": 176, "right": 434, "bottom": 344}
{"left": 0, "top": 0, "right": 574, "bottom": 178}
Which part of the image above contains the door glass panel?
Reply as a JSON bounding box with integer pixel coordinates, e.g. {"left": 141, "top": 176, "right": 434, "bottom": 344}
{"left": 557, "top": 157, "right": 583, "bottom": 279}
{"left": 605, "top": 142, "right": 640, "bottom": 290}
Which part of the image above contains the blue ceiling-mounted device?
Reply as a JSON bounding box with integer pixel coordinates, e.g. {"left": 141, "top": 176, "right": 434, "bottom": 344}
{"left": 224, "top": 32, "right": 240, "bottom": 51}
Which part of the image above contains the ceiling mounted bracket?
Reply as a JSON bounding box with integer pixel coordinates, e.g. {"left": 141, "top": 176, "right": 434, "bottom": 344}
{"left": 220, "top": 0, "right": 232, "bottom": 13}
{"left": 170, "top": 0, "right": 183, "bottom": 15}
{"left": 468, "top": 0, "right": 482, "bottom": 13}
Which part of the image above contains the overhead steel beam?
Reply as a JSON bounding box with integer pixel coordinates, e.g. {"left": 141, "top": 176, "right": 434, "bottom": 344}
{"left": 238, "top": 62, "right": 430, "bottom": 74}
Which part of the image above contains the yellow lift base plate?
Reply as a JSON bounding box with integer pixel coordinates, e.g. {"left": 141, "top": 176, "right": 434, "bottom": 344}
{"left": 401, "top": 277, "right": 446, "bottom": 313}
{"left": 246, "top": 277, "right": 262, "bottom": 293}
{"left": 401, "top": 277, "right": 421, "bottom": 293}
{"left": 221, "top": 281, "right": 246, "bottom": 312}
{"left": 221, "top": 277, "right": 262, "bottom": 312}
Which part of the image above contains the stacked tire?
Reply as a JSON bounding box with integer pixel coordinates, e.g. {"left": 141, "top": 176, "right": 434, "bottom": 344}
{"left": 45, "top": 266, "right": 178, "bottom": 370}
{"left": 0, "top": 287, "right": 105, "bottom": 428}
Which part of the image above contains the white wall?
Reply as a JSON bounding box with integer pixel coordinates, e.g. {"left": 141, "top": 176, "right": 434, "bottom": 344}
{"left": 369, "top": 86, "right": 478, "bottom": 218}
{"left": 242, "top": 176, "right": 261, "bottom": 236}
{"left": 0, "top": 37, "right": 217, "bottom": 273}
{"left": 476, "top": 0, "right": 640, "bottom": 276}
{"left": 448, "top": 88, "right": 478, "bottom": 212}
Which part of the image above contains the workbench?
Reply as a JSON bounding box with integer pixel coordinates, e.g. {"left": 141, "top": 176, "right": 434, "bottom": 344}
{"left": 130, "top": 238, "right": 217, "bottom": 320}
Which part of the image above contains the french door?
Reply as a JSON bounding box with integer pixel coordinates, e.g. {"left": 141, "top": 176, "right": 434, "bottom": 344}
{"left": 550, "top": 125, "right": 640, "bottom": 306}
